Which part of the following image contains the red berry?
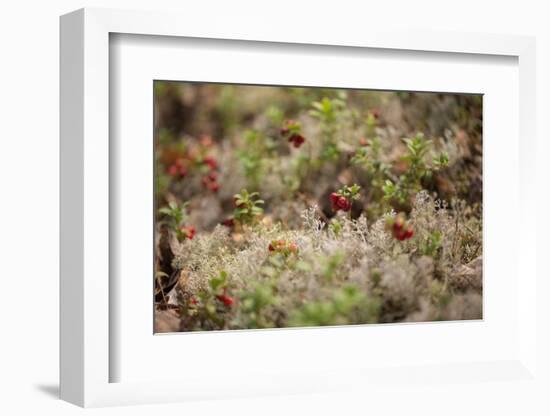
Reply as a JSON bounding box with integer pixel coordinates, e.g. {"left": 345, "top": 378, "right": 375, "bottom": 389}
{"left": 280, "top": 126, "right": 290, "bottom": 135}
{"left": 392, "top": 226, "right": 405, "bottom": 240}
{"left": 359, "top": 137, "right": 368, "bottom": 146}
{"left": 204, "top": 156, "right": 218, "bottom": 170}
{"left": 392, "top": 226, "right": 413, "bottom": 241}
{"left": 221, "top": 295, "right": 234, "bottom": 306}
{"left": 216, "top": 290, "right": 234, "bottom": 307}
{"left": 190, "top": 297, "right": 198, "bottom": 305}
{"left": 336, "top": 196, "right": 351, "bottom": 211}
{"left": 389, "top": 213, "right": 413, "bottom": 241}
{"left": 202, "top": 173, "right": 219, "bottom": 192}
{"left": 330, "top": 192, "right": 344, "bottom": 211}
{"left": 222, "top": 218, "right": 235, "bottom": 227}
{"left": 393, "top": 217, "right": 405, "bottom": 232}
{"left": 180, "top": 226, "right": 196, "bottom": 240}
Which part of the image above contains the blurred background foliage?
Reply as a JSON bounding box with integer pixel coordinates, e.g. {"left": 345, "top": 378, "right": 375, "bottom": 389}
{"left": 154, "top": 81, "right": 482, "bottom": 231}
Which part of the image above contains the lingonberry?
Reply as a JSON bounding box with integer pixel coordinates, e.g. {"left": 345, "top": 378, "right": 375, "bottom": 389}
{"left": 330, "top": 193, "right": 340, "bottom": 211}
{"left": 336, "top": 196, "right": 351, "bottom": 211}
{"left": 208, "top": 182, "right": 219, "bottom": 193}
{"left": 385, "top": 213, "right": 414, "bottom": 241}
{"left": 288, "top": 134, "right": 306, "bottom": 148}
{"left": 396, "top": 232, "right": 407, "bottom": 241}
{"left": 216, "top": 289, "right": 234, "bottom": 307}
{"left": 179, "top": 225, "right": 196, "bottom": 240}
{"left": 281, "top": 120, "right": 306, "bottom": 148}
{"left": 203, "top": 156, "right": 218, "bottom": 171}
{"left": 330, "top": 185, "right": 360, "bottom": 212}
{"left": 268, "top": 240, "right": 298, "bottom": 256}
{"left": 221, "top": 217, "right": 235, "bottom": 227}
{"left": 202, "top": 173, "right": 219, "bottom": 193}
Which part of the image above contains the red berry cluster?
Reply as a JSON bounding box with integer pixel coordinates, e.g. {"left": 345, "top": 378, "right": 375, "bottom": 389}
{"left": 280, "top": 119, "right": 306, "bottom": 148}
{"left": 385, "top": 213, "right": 414, "bottom": 241}
{"left": 167, "top": 158, "right": 188, "bottom": 178}
{"left": 201, "top": 156, "right": 220, "bottom": 193}
{"left": 329, "top": 192, "right": 352, "bottom": 212}
{"left": 178, "top": 225, "right": 196, "bottom": 240}
{"left": 203, "top": 155, "right": 217, "bottom": 170}
{"left": 216, "top": 288, "right": 234, "bottom": 307}
{"left": 268, "top": 239, "right": 299, "bottom": 256}
{"left": 201, "top": 171, "right": 219, "bottom": 192}
{"left": 166, "top": 135, "right": 221, "bottom": 193}
{"left": 288, "top": 134, "right": 305, "bottom": 148}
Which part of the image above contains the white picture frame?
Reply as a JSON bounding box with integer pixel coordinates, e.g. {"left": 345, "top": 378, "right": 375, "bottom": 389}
{"left": 60, "top": 7, "right": 538, "bottom": 408}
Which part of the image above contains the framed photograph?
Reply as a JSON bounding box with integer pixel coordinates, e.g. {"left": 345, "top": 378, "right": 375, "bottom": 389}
{"left": 60, "top": 8, "right": 538, "bottom": 407}
{"left": 152, "top": 81, "right": 483, "bottom": 333}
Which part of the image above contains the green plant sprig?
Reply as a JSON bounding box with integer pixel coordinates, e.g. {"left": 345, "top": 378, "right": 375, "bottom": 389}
{"left": 233, "top": 189, "right": 265, "bottom": 225}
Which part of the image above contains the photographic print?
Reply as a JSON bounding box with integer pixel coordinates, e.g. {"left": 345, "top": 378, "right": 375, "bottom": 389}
{"left": 154, "top": 82, "right": 482, "bottom": 333}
